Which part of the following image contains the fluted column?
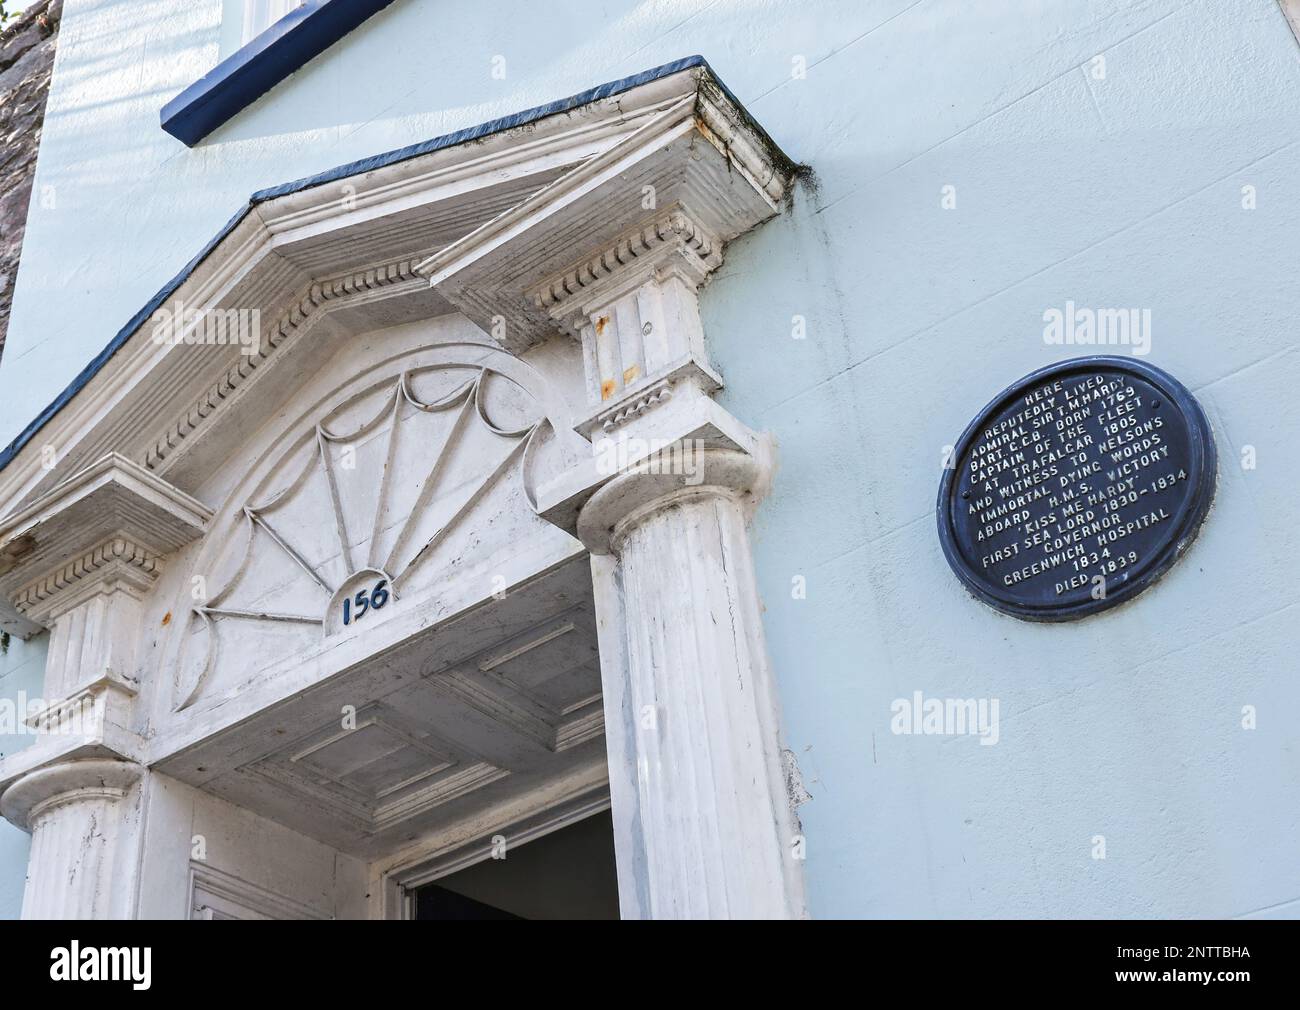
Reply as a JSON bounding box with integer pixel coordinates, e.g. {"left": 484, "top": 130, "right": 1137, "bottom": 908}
{"left": 1, "top": 759, "right": 143, "bottom": 919}
{"left": 507, "top": 212, "right": 809, "bottom": 918}
{"left": 578, "top": 451, "right": 804, "bottom": 919}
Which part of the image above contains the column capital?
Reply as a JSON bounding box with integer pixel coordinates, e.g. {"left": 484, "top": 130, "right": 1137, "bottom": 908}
{"left": 576, "top": 448, "right": 765, "bottom": 556}
{"left": 0, "top": 757, "right": 145, "bottom": 918}
{"left": 0, "top": 758, "right": 142, "bottom": 831}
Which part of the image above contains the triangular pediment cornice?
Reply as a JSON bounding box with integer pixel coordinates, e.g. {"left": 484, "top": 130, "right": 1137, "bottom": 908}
{"left": 0, "top": 57, "right": 796, "bottom": 635}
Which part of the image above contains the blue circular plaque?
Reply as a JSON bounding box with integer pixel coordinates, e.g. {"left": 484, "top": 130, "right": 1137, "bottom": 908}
{"left": 937, "top": 356, "right": 1216, "bottom": 621}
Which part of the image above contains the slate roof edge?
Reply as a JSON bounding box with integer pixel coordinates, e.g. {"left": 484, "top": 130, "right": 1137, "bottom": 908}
{"left": 0, "top": 55, "right": 789, "bottom": 477}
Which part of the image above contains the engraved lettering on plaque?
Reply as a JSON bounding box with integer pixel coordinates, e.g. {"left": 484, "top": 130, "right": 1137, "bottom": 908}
{"left": 937, "top": 357, "right": 1216, "bottom": 621}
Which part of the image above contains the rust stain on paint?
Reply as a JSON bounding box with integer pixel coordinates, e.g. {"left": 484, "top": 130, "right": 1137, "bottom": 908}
{"left": 622, "top": 365, "right": 639, "bottom": 385}
{"left": 594, "top": 314, "right": 609, "bottom": 335}
{"left": 600, "top": 378, "right": 616, "bottom": 400}
{"left": 161, "top": 611, "right": 172, "bottom": 626}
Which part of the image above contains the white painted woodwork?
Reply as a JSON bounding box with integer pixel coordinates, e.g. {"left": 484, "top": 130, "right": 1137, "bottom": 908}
{"left": 0, "top": 759, "right": 143, "bottom": 919}
{"left": 420, "top": 70, "right": 804, "bottom": 915}
{"left": 190, "top": 862, "right": 328, "bottom": 920}
{"left": 0, "top": 453, "right": 212, "bottom": 638}
{"left": 583, "top": 463, "right": 804, "bottom": 917}
{"left": 0, "top": 63, "right": 803, "bottom": 919}
{"left": 152, "top": 552, "right": 610, "bottom": 859}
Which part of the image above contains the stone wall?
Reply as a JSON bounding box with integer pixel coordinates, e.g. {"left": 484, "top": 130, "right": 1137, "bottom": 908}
{"left": 0, "top": 0, "right": 60, "bottom": 360}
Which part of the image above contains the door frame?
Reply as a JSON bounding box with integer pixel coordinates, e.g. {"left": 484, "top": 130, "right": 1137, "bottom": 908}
{"left": 379, "top": 782, "right": 612, "bottom": 919}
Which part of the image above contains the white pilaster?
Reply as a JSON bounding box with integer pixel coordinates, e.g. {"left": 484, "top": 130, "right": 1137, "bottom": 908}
{"left": 579, "top": 453, "right": 804, "bottom": 918}
{"left": 538, "top": 217, "right": 805, "bottom": 920}
{"left": 0, "top": 455, "right": 210, "bottom": 919}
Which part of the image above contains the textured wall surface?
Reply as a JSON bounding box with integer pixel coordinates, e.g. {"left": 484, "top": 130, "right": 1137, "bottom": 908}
{"left": 0, "top": 0, "right": 1298, "bottom": 918}
{"left": 0, "top": 0, "right": 60, "bottom": 359}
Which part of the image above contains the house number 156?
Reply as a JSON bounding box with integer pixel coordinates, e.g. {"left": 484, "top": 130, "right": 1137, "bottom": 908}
{"left": 342, "top": 579, "right": 389, "bottom": 626}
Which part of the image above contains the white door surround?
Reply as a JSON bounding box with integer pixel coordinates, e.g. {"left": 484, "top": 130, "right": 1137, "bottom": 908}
{"left": 0, "top": 60, "right": 808, "bottom": 919}
{"left": 378, "top": 782, "right": 613, "bottom": 920}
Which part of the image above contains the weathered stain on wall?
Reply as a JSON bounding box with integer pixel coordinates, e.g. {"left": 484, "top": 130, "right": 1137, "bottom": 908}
{"left": 0, "top": 0, "right": 60, "bottom": 360}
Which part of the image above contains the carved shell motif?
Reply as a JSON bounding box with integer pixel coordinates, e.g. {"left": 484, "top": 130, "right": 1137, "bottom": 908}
{"left": 175, "top": 362, "right": 552, "bottom": 711}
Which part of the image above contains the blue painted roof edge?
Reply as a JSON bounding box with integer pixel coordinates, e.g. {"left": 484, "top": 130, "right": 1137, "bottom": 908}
{"left": 160, "top": 0, "right": 400, "bottom": 147}
{"left": 0, "top": 55, "right": 783, "bottom": 476}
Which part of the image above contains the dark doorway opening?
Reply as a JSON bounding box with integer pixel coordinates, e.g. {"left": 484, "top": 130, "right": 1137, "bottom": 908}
{"left": 412, "top": 809, "right": 619, "bottom": 920}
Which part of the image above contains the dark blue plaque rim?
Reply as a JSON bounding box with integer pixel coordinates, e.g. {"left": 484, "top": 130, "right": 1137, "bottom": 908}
{"left": 936, "top": 355, "right": 1217, "bottom": 622}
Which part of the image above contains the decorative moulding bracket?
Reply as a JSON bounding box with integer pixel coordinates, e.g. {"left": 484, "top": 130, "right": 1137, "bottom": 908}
{"left": 417, "top": 73, "right": 796, "bottom": 355}
{"left": 17, "top": 674, "right": 142, "bottom": 767}
{"left": 534, "top": 387, "right": 768, "bottom": 537}
{"left": 530, "top": 211, "right": 724, "bottom": 338}
{"left": 572, "top": 356, "right": 724, "bottom": 442}
{"left": 0, "top": 454, "right": 212, "bottom": 637}
{"left": 12, "top": 537, "right": 163, "bottom": 626}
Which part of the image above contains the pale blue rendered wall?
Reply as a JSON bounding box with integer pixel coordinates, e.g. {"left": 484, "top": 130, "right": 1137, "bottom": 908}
{"left": 1, "top": 0, "right": 1297, "bottom": 917}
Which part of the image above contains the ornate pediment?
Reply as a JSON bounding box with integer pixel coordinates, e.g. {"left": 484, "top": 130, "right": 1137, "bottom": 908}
{"left": 0, "top": 60, "right": 799, "bottom": 800}
{"left": 0, "top": 58, "right": 786, "bottom": 520}
{"left": 0, "top": 59, "right": 794, "bottom": 639}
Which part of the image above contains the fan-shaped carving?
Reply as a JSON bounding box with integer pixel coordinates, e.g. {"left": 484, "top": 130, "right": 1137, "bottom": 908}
{"left": 175, "top": 359, "right": 558, "bottom": 711}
